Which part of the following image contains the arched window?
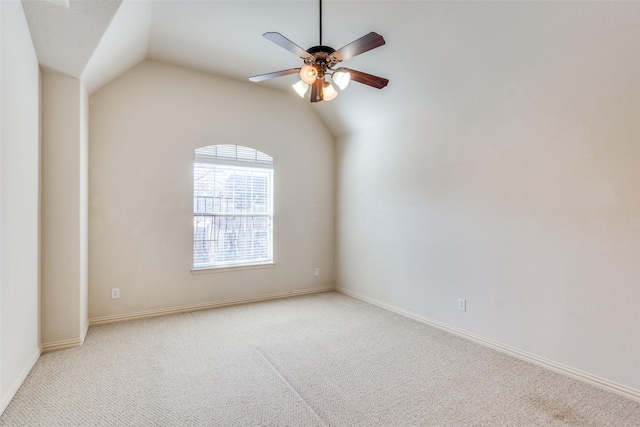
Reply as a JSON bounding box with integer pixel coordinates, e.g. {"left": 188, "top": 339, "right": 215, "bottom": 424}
{"left": 193, "top": 145, "right": 273, "bottom": 269}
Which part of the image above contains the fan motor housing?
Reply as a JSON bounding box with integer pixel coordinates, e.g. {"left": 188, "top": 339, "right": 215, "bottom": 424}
{"left": 306, "top": 46, "right": 339, "bottom": 69}
{"left": 307, "top": 45, "right": 335, "bottom": 55}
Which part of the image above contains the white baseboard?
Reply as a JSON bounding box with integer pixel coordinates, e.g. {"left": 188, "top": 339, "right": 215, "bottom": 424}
{"left": 0, "top": 347, "right": 41, "bottom": 415}
{"left": 336, "top": 287, "right": 640, "bottom": 404}
{"left": 41, "top": 336, "right": 84, "bottom": 353}
{"left": 81, "top": 319, "right": 90, "bottom": 344}
{"left": 89, "top": 286, "right": 335, "bottom": 326}
{"left": 41, "top": 321, "right": 90, "bottom": 353}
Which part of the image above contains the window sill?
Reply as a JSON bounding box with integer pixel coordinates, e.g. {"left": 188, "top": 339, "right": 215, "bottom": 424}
{"left": 191, "top": 262, "right": 276, "bottom": 275}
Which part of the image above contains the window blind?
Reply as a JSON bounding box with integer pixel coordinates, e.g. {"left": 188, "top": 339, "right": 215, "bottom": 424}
{"left": 195, "top": 144, "right": 273, "bottom": 166}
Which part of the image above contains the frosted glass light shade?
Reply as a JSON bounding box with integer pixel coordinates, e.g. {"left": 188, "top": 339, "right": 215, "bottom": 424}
{"left": 322, "top": 82, "right": 338, "bottom": 101}
{"left": 292, "top": 80, "right": 309, "bottom": 97}
{"left": 300, "top": 64, "right": 318, "bottom": 84}
{"left": 332, "top": 69, "right": 351, "bottom": 90}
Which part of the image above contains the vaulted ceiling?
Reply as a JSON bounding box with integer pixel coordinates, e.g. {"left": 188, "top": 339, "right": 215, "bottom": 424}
{"left": 21, "top": 0, "right": 638, "bottom": 137}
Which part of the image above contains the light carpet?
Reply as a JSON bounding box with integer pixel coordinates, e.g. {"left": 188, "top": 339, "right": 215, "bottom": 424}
{"left": 1, "top": 291, "right": 639, "bottom": 426}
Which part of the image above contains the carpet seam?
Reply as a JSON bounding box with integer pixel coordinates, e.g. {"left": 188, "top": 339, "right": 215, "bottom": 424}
{"left": 254, "top": 347, "right": 329, "bottom": 427}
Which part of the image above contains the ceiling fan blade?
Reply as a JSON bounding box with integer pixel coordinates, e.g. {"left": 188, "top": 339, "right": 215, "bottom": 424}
{"left": 343, "top": 69, "right": 389, "bottom": 89}
{"left": 310, "top": 79, "right": 324, "bottom": 102}
{"left": 333, "top": 32, "right": 385, "bottom": 62}
{"left": 249, "top": 68, "right": 301, "bottom": 82}
{"left": 263, "top": 32, "right": 311, "bottom": 59}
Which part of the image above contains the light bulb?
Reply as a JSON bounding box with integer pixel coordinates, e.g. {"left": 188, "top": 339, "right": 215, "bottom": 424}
{"left": 332, "top": 69, "right": 351, "bottom": 90}
{"left": 300, "top": 64, "right": 318, "bottom": 85}
{"left": 292, "top": 80, "right": 309, "bottom": 98}
{"left": 322, "top": 82, "right": 338, "bottom": 101}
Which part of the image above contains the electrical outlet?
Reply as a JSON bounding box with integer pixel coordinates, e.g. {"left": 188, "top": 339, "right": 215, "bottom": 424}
{"left": 314, "top": 268, "right": 320, "bottom": 276}
{"left": 458, "top": 298, "right": 466, "bottom": 311}
{"left": 112, "top": 288, "right": 120, "bottom": 299}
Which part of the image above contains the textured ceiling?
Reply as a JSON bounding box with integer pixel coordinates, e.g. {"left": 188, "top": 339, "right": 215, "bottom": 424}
{"left": 22, "top": 0, "right": 122, "bottom": 77}
{"left": 20, "top": 0, "right": 640, "bottom": 137}
{"left": 80, "top": 0, "right": 151, "bottom": 94}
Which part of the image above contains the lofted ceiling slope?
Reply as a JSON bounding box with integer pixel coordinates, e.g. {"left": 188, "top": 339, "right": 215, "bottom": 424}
{"left": 22, "top": 0, "right": 123, "bottom": 78}
{"left": 21, "top": 0, "right": 640, "bottom": 137}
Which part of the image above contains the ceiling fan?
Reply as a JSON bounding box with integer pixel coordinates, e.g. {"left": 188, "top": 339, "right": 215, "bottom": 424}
{"left": 248, "top": 0, "right": 389, "bottom": 102}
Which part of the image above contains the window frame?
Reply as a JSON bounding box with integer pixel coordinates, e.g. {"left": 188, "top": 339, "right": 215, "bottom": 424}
{"left": 191, "top": 145, "right": 274, "bottom": 273}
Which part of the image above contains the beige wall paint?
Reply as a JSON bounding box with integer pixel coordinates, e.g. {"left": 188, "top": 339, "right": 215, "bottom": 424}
{"left": 80, "top": 83, "right": 89, "bottom": 338}
{"left": 336, "top": 3, "right": 640, "bottom": 392}
{"left": 41, "top": 72, "right": 88, "bottom": 347}
{"left": 89, "top": 60, "right": 334, "bottom": 319}
{"left": 0, "top": 0, "right": 40, "bottom": 412}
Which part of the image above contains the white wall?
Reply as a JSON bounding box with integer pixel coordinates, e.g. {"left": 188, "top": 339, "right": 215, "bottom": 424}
{"left": 336, "top": 2, "right": 640, "bottom": 394}
{"left": 0, "top": 0, "right": 41, "bottom": 413}
{"left": 89, "top": 60, "right": 334, "bottom": 320}
{"left": 41, "top": 73, "right": 89, "bottom": 349}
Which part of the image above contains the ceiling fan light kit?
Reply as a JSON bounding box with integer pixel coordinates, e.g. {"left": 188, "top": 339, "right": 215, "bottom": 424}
{"left": 292, "top": 80, "right": 310, "bottom": 98}
{"left": 332, "top": 68, "right": 351, "bottom": 90}
{"left": 300, "top": 64, "right": 319, "bottom": 85}
{"left": 249, "top": 0, "right": 389, "bottom": 103}
{"left": 322, "top": 82, "right": 338, "bottom": 101}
